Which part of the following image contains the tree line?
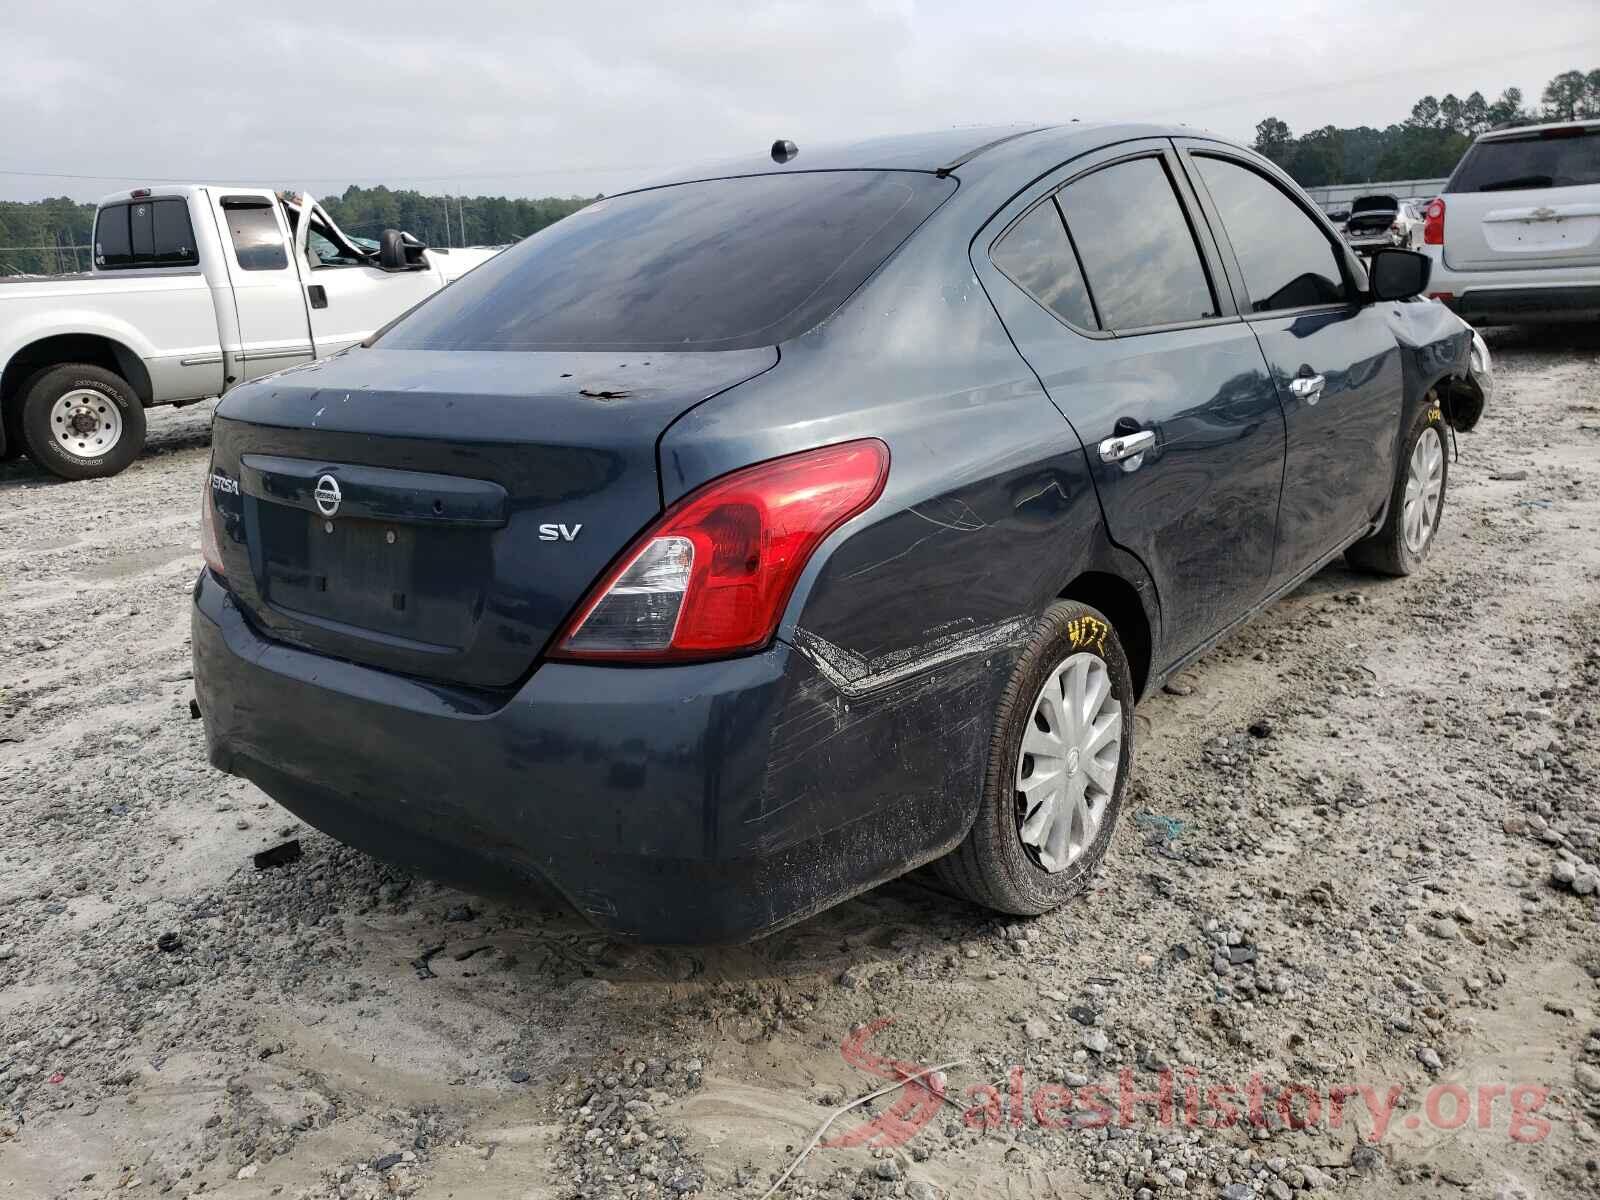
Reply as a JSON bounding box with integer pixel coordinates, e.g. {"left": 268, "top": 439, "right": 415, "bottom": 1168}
{"left": 1253, "top": 67, "right": 1600, "bottom": 187}
{"left": 5, "top": 65, "right": 1597, "bottom": 273}
{"left": 0, "top": 185, "right": 596, "bottom": 276}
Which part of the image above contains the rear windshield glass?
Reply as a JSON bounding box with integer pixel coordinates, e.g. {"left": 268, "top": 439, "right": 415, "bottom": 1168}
{"left": 379, "top": 171, "right": 955, "bottom": 352}
{"left": 1449, "top": 128, "right": 1600, "bottom": 192}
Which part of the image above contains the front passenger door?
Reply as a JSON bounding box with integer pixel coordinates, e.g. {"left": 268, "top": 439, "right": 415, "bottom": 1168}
{"left": 1177, "top": 146, "right": 1404, "bottom": 589}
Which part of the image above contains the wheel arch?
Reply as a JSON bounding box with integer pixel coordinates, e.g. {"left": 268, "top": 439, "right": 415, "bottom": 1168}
{"left": 2, "top": 334, "right": 154, "bottom": 418}
{"left": 1059, "top": 566, "right": 1157, "bottom": 702}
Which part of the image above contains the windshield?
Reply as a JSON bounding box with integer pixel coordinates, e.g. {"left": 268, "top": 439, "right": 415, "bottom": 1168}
{"left": 1449, "top": 127, "right": 1600, "bottom": 193}
{"left": 377, "top": 171, "right": 955, "bottom": 352}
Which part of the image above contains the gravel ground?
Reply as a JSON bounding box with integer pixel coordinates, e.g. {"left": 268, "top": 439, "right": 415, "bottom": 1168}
{"left": 2, "top": 328, "right": 1598, "bottom": 1200}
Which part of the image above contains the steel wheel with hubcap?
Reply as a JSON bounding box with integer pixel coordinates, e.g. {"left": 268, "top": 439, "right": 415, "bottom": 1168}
{"left": 1346, "top": 402, "right": 1448, "bottom": 577}
{"left": 934, "top": 599, "right": 1135, "bottom": 916}
{"left": 1402, "top": 425, "right": 1443, "bottom": 557}
{"left": 1015, "top": 652, "right": 1122, "bottom": 873}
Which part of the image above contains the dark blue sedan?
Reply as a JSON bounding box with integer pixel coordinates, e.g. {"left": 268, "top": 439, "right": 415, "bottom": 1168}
{"left": 192, "top": 123, "right": 1485, "bottom": 942}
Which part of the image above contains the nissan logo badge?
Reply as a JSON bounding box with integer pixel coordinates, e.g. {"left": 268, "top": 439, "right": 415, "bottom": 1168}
{"left": 313, "top": 474, "right": 342, "bottom": 518}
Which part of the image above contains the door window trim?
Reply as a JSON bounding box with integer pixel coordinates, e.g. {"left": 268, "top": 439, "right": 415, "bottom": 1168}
{"left": 986, "top": 145, "right": 1244, "bottom": 340}
{"left": 1173, "top": 141, "right": 1367, "bottom": 320}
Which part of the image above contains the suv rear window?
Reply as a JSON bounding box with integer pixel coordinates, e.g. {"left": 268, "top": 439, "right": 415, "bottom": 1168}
{"left": 1449, "top": 127, "right": 1600, "bottom": 192}
{"left": 95, "top": 199, "right": 197, "bottom": 270}
{"left": 380, "top": 172, "right": 955, "bottom": 352}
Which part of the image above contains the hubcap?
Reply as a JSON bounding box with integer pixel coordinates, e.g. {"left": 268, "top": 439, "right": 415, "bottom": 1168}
{"left": 49, "top": 389, "right": 122, "bottom": 460}
{"left": 1402, "top": 425, "right": 1444, "bottom": 556}
{"left": 1015, "top": 652, "right": 1122, "bottom": 873}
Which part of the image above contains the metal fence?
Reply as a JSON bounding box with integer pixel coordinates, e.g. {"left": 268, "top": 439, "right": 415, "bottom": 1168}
{"left": 1303, "top": 179, "right": 1448, "bottom": 215}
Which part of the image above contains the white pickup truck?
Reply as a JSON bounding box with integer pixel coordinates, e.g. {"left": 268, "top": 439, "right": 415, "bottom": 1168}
{"left": 0, "top": 186, "right": 499, "bottom": 479}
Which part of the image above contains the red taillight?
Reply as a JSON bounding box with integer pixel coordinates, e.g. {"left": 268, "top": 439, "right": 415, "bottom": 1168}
{"left": 552, "top": 439, "right": 890, "bottom": 662}
{"left": 201, "top": 479, "right": 225, "bottom": 577}
{"left": 1423, "top": 198, "right": 1445, "bottom": 245}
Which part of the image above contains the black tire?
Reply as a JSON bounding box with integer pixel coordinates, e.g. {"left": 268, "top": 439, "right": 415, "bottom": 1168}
{"left": 1346, "top": 398, "right": 1448, "bottom": 576}
{"left": 18, "top": 363, "right": 146, "bottom": 481}
{"left": 934, "top": 600, "right": 1135, "bottom": 916}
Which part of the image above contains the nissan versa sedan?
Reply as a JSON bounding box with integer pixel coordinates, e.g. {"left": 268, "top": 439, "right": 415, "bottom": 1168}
{"left": 193, "top": 123, "right": 1486, "bottom": 943}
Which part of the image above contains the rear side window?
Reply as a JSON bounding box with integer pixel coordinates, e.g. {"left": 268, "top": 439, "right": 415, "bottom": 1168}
{"left": 222, "top": 199, "right": 290, "bottom": 272}
{"left": 380, "top": 171, "right": 955, "bottom": 352}
{"left": 1192, "top": 156, "right": 1349, "bottom": 313}
{"left": 1056, "top": 157, "right": 1217, "bottom": 330}
{"left": 991, "top": 199, "right": 1098, "bottom": 330}
{"left": 1449, "top": 127, "right": 1600, "bottom": 192}
{"left": 95, "top": 199, "right": 197, "bottom": 270}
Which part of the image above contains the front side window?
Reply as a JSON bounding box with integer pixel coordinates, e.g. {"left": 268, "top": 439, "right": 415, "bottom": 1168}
{"left": 990, "top": 199, "right": 1098, "bottom": 330}
{"left": 1193, "top": 156, "right": 1349, "bottom": 313}
{"left": 222, "top": 200, "right": 289, "bottom": 272}
{"left": 95, "top": 199, "right": 197, "bottom": 270}
{"left": 1056, "top": 157, "right": 1218, "bottom": 330}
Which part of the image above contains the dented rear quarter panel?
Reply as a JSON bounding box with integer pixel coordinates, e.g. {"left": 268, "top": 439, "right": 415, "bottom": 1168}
{"left": 657, "top": 181, "right": 1122, "bottom": 865}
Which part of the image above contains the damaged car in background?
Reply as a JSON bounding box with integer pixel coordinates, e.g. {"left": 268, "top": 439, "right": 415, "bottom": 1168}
{"left": 0, "top": 187, "right": 498, "bottom": 479}
{"left": 193, "top": 124, "right": 1484, "bottom": 944}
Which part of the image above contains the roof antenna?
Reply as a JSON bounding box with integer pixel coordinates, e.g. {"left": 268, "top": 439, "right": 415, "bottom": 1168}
{"left": 771, "top": 139, "right": 799, "bottom": 164}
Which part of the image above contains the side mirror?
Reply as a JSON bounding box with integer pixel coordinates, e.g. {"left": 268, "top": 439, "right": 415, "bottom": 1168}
{"left": 1368, "top": 247, "right": 1431, "bottom": 301}
{"left": 378, "top": 229, "right": 409, "bottom": 271}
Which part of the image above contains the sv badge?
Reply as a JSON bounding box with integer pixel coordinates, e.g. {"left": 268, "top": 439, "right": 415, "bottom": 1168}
{"left": 539, "top": 523, "right": 583, "bottom": 542}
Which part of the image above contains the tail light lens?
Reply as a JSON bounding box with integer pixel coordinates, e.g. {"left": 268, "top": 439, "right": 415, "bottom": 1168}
{"left": 552, "top": 439, "right": 890, "bottom": 662}
{"left": 1423, "top": 198, "right": 1445, "bottom": 245}
{"left": 201, "top": 478, "right": 226, "bottom": 577}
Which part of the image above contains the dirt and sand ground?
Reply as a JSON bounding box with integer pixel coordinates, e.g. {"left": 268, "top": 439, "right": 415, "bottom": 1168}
{"left": 2, "top": 328, "right": 1598, "bottom": 1200}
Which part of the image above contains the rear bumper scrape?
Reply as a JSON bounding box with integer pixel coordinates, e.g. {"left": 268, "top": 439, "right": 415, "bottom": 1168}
{"left": 193, "top": 571, "right": 1011, "bottom": 943}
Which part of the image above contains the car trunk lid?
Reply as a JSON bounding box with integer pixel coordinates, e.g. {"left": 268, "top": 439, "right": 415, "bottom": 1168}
{"left": 207, "top": 346, "right": 777, "bottom": 689}
{"left": 1346, "top": 196, "right": 1398, "bottom": 237}
{"left": 1442, "top": 125, "right": 1600, "bottom": 271}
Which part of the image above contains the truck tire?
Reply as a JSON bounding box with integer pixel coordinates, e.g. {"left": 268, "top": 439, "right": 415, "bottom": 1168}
{"left": 18, "top": 363, "right": 146, "bottom": 481}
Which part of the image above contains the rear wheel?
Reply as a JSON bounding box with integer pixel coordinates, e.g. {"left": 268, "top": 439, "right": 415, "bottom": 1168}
{"left": 18, "top": 363, "right": 146, "bottom": 481}
{"left": 934, "top": 600, "right": 1134, "bottom": 915}
{"left": 1346, "top": 400, "right": 1447, "bottom": 576}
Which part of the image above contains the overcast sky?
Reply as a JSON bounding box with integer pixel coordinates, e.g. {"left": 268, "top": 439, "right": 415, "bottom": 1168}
{"left": 3, "top": 0, "right": 1597, "bottom": 203}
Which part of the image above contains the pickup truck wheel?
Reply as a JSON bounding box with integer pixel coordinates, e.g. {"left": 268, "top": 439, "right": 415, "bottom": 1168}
{"left": 933, "top": 600, "right": 1134, "bottom": 916}
{"left": 1346, "top": 400, "right": 1448, "bottom": 576}
{"left": 19, "top": 364, "right": 146, "bottom": 481}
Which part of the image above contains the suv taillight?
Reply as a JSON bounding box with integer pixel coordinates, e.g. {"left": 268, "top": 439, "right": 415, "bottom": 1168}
{"left": 1423, "top": 198, "right": 1445, "bottom": 245}
{"left": 201, "top": 479, "right": 225, "bottom": 577}
{"left": 551, "top": 439, "right": 889, "bottom": 663}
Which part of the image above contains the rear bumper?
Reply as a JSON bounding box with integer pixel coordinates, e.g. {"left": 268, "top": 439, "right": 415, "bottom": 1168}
{"left": 1425, "top": 256, "right": 1600, "bottom": 323}
{"left": 191, "top": 571, "right": 981, "bottom": 943}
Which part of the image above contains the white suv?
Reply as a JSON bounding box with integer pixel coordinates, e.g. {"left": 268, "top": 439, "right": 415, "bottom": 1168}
{"left": 1421, "top": 119, "right": 1600, "bottom": 324}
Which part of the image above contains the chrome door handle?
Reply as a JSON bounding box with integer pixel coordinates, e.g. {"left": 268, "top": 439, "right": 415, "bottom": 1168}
{"left": 1098, "top": 429, "right": 1156, "bottom": 471}
{"left": 1289, "top": 374, "right": 1326, "bottom": 403}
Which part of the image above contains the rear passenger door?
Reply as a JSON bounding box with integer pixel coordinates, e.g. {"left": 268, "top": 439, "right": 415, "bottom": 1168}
{"left": 210, "top": 194, "right": 316, "bottom": 382}
{"left": 1175, "top": 144, "right": 1404, "bottom": 588}
{"left": 972, "top": 140, "right": 1287, "bottom": 669}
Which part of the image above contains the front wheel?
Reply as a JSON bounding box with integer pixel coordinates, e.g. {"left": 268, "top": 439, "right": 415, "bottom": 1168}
{"left": 1346, "top": 401, "right": 1448, "bottom": 576}
{"left": 18, "top": 363, "right": 147, "bottom": 481}
{"left": 934, "top": 600, "right": 1134, "bottom": 916}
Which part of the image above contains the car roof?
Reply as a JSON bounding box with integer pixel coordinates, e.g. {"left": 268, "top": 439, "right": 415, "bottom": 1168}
{"left": 643, "top": 121, "right": 1207, "bottom": 188}
{"left": 1477, "top": 118, "right": 1600, "bottom": 142}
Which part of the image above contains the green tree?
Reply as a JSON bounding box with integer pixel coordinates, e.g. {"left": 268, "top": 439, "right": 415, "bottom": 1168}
{"left": 1540, "top": 68, "right": 1600, "bottom": 119}
{"left": 1253, "top": 117, "right": 1293, "bottom": 165}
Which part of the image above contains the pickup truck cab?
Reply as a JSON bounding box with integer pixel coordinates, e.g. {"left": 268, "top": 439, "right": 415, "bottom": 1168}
{"left": 0, "top": 186, "right": 498, "bottom": 479}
